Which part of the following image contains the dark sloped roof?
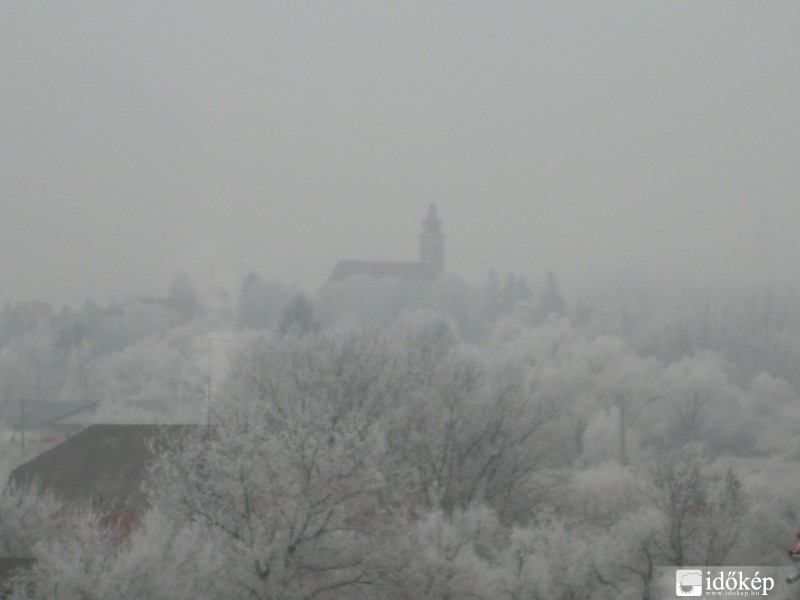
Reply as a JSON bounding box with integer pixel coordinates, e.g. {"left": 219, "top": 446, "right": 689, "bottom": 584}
{"left": 2, "top": 400, "right": 98, "bottom": 429}
{"left": 10, "top": 424, "right": 197, "bottom": 511}
{"left": 0, "top": 557, "right": 34, "bottom": 590}
{"left": 327, "top": 260, "right": 432, "bottom": 285}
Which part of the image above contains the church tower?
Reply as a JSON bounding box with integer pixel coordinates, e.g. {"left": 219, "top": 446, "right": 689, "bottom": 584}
{"left": 419, "top": 204, "right": 445, "bottom": 276}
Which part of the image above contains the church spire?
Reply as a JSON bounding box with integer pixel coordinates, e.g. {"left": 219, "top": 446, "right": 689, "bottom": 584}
{"left": 419, "top": 204, "right": 445, "bottom": 276}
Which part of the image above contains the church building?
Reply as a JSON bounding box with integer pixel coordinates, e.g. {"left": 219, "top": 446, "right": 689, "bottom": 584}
{"left": 327, "top": 205, "right": 445, "bottom": 285}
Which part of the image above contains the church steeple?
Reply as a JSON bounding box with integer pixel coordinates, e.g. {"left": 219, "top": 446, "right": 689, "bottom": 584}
{"left": 419, "top": 204, "right": 445, "bottom": 276}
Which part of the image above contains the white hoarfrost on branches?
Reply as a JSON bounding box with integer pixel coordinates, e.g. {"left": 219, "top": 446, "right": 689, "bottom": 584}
{"left": 148, "top": 402, "right": 400, "bottom": 599}
{"left": 5, "top": 309, "right": 794, "bottom": 599}
{"left": 0, "top": 482, "right": 62, "bottom": 559}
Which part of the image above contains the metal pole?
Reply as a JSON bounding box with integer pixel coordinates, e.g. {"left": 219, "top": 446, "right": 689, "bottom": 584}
{"left": 619, "top": 400, "right": 627, "bottom": 465}
{"left": 20, "top": 396, "right": 25, "bottom": 458}
{"left": 207, "top": 337, "right": 213, "bottom": 426}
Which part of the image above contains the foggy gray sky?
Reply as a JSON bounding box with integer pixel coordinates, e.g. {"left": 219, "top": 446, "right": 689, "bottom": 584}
{"left": 3, "top": 2, "right": 800, "bottom": 307}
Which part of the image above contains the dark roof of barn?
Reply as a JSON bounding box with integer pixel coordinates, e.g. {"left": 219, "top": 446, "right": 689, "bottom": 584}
{"left": 327, "top": 260, "right": 432, "bottom": 285}
{"left": 9, "top": 424, "right": 197, "bottom": 511}
{"left": 0, "top": 558, "right": 34, "bottom": 590}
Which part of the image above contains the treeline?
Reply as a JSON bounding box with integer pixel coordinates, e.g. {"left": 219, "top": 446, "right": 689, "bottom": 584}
{"left": 3, "top": 308, "right": 799, "bottom": 598}
{"left": 0, "top": 269, "right": 559, "bottom": 426}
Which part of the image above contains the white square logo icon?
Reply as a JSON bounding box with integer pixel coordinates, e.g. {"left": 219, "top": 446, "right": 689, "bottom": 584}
{"left": 676, "top": 570, "right": 703, "bottom": 596}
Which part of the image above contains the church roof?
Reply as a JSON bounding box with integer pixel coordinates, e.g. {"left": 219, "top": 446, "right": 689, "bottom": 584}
{"left": 326, "top": 206, "right": 444, "bottom": 285}
{"left": 326, "top": 260, "right": 433, "bottom": 285}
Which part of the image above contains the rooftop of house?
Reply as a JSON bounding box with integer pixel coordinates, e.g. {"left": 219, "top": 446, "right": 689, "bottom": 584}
{"left": 9, "top": 424, "right": 197, "bottom": 511}
{"left": 0, "top": 557, "right": 35, "bottom": 591}
{"left": 1, "top": 400, "right": 98, "bottom": 430}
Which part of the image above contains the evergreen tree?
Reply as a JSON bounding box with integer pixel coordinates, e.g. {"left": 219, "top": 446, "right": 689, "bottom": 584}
{"left": 540, "top": 270, "right": 566, "bottom": 317}
{"left": 278, "top": 293, "right": 318, "bottom": 337}
{"left": 167, "top": 271, "right": 199, "bottom": 319}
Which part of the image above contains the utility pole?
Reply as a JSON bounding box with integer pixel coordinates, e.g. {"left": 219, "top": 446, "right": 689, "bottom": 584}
{"left": 207, "top": 337, "right": 212, "bottom": 424}
{"left": 619, "top": 395, "right": 661, "bottom": 466}
{"left": 206, "top": 335, "right": 232, "bottom": 425}
{"left": 756, "top": 208, "right": 771, "bottom": 285}
{"left": 20, "top": 396, "right": 26, "bottom": 459}
{"left": 619, "top": 399, "right": 627, "bottom": 466}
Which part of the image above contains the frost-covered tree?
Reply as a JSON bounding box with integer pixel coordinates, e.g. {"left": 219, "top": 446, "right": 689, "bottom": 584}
{"left": 93, "top": 339, "right": 189, "bottom": 402}
{"left": 237, "top": 272, "right": 292, "bottom": 330}
{"left": 394, "top": 507, "right": 501, "bottom": 600}
{"left": 135, "top": 328, "right": 420, "bottom": 599}
{"left": 497, "top": 518, "right": 611, "bottom": 600}
{"left": 0, "top": 482, "right": 61, "bottom": 559}
{"left": 8, "top": 305, "right": 792, "bottom": 599}
{"left": 393, "top": 344, "right": 564, "bottom": 522}
{"left": 384, "top": 312, "right": 567, "bottom": 522}
{"left": 0, "top": 334, "right": 62, "bottom": 409}
{"left": 650, "top": 453, "right": 748, "bottom": 567}
{"left": 279, "top": 293, "right": 319, "bottom": 337}
{"left": 539, "top": 270, "right": 565, "bottom": 318}
{"left": 148, "top": 420, "right": 401, "bottom": 599}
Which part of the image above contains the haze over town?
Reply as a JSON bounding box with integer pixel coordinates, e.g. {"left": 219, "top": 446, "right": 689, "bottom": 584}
{"left": 3, "top": 3, "right": 800, "bottom": 600}
{"left": 3, "top": 2, "right": 800, "bottom": 307}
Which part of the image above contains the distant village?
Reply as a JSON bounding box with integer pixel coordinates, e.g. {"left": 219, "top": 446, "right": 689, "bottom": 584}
{"left": 2, "top": 207, "right": 800, "bottom": 598}
{"left": 0, "top": 205, "right": 563, "bottom": 464}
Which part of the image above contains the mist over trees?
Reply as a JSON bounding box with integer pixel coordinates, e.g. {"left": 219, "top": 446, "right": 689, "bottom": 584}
{"left": 2, "top": 272, "right": 800, "bottom": 598}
